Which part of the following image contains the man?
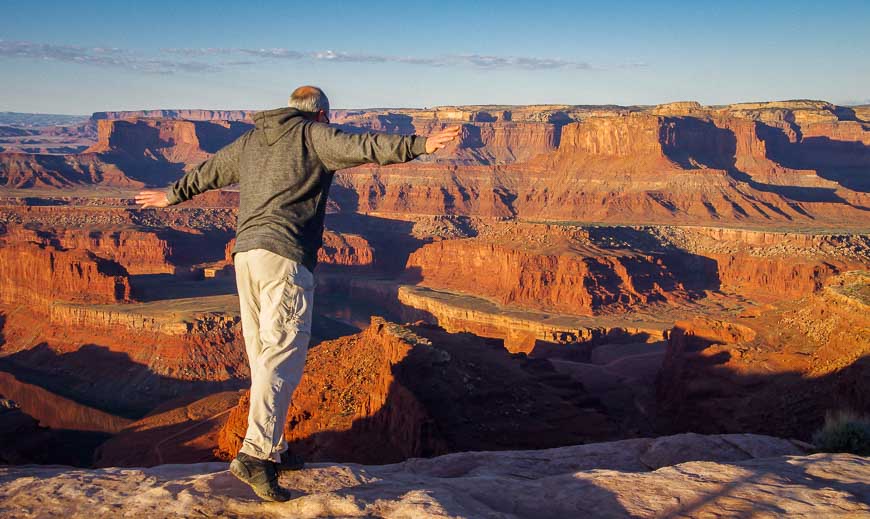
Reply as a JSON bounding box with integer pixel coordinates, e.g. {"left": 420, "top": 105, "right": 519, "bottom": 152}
{"left": 135, "top": 86, "right": 460, "bottom": 501}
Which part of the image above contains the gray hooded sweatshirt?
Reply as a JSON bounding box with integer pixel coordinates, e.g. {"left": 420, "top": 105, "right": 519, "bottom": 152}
{"left": 165, "top": 107, "right": 428, "bottom": 271}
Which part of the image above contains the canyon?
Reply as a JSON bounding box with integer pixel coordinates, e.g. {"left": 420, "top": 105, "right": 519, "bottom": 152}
{"left": 0, "top": 100, "right": 867, "bottom": 508}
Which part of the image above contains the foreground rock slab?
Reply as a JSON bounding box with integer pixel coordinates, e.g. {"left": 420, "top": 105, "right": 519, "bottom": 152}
{"left": 1, "top": 433, "right": 867, "bottom": 518}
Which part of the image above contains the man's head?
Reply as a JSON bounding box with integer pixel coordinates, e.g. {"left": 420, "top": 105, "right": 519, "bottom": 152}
{"left": 288, "top": 86, "right": 330, "bottom": 123}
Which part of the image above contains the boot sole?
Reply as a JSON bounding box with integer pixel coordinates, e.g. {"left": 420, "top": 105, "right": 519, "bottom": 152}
{"left": 230, "top": 459, "right": 293, "bottom": 502}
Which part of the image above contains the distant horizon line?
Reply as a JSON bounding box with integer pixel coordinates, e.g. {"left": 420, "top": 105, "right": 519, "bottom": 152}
{"left": 2, "top": 98, "right": 869, "bottom": 118}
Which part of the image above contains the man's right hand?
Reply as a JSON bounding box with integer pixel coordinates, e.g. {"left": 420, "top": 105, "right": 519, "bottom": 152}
{"left": 135, "top": 190, "right": 170, "bottom": 208}
{"left": 425, "top": 125, "right": 462, "bottom": 154}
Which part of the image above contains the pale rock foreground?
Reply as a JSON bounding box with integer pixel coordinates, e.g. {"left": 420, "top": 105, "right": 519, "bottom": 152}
{"left": 0, "top": 433, "right": 868, "bottom": 518}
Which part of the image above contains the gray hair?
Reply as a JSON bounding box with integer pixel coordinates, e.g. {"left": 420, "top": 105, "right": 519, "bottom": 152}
{"left": 288, "top": 85, "right": 330, "bottom": 113}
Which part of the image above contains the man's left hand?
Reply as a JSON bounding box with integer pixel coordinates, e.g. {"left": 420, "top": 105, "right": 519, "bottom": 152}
{"left": 425, "top": 125, "right": 462, "bottom": 154}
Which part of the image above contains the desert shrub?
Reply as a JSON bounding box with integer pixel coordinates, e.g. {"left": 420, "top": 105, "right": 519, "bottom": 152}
{"left": 812, "top": 410, "right": 870, "bottom": 456}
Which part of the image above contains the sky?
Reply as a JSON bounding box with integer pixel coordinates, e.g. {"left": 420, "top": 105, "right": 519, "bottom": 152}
{"left": 1, "top": 0, "right": 868, "bottom": 114}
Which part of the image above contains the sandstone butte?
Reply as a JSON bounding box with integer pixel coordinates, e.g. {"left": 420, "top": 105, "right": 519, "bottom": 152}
{"left": 2, "top": 433, "right": 868, "bottom": 518}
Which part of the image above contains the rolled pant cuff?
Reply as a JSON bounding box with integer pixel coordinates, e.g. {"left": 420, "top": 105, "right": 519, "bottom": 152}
{"left": 239, "top": 442, "right": 281, "bottom": 462}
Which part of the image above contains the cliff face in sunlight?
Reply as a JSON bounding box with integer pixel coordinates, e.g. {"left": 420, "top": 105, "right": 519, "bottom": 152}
{"left": 0, "top": 241, "right": 130, "bottom": 306}
{"left": 405, "top": 238, "right": 704, "bottom": 315}
{"left": 2, "top": 224, "right": 175, "bottom": 274}
{"left": 85, "top": 119, "right": 253, "bottom": 165}
{"left": 223, "top": 230, "right": 375, "bottom": 267}
{"left": 331, "top": 100, "right": 870, "bottom": 225}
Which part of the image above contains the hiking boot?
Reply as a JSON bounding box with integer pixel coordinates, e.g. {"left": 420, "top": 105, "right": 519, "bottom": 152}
{"left": 275, "top": 451, "right": 305, "bottom": 473}
{"left": 229, "top": 452, "right": 293, "bottom": 502}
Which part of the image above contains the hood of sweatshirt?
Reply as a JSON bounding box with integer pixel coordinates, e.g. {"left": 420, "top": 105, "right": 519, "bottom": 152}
{"left": 253, "top": 107, "right": 307, "bottom": 146}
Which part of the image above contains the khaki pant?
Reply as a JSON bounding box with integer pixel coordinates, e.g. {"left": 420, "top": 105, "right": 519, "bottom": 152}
{"left": 234, "top": 248, "right": 315, "bottom": 462}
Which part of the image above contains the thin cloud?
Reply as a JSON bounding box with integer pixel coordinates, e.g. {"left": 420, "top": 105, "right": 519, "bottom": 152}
{"left": 0, "top": 40, "right": 220, "bottom": 74}
{"left": 240, "top": 48, "right": 306, "bottom": 59}
{"left": 1, "top": 39, "right": 645, "bottom": 74}
{"left": 164, "top": 47, "right": 633, "bottom": 71}
{"left": 454, "top": 54, "right": 592, "bottom": 70}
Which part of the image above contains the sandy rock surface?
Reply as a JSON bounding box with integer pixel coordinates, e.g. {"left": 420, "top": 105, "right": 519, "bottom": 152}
{"left": 1, "top": 433, "right": 867, "bottom": 518}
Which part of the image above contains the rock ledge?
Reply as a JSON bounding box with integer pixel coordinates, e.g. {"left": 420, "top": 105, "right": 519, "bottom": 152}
{"left": 1, "top": 433, "right": 868, "bottom": 518}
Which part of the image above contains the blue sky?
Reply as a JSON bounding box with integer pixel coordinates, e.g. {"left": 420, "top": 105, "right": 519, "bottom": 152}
{"left": 1, "top": 0, "right": 868, "bottom": 114}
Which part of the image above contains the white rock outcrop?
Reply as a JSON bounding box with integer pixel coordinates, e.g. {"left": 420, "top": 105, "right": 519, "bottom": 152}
{"left": 0, "top": 433, "right": 867, "bottom": 518}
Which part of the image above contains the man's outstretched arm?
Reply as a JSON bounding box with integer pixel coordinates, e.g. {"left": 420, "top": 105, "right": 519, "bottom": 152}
{"left": 309, "top": 124, "right": 461, "bottom": 171}
{"left": 135, "top": 130, "right": 251, "bottom": 208}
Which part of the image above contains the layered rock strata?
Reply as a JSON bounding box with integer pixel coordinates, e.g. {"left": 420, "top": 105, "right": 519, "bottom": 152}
{"left": 1, "top": 224, "right": 175, "bottom": 274}
{"left": 0, "top": 241, "right": 130, "bottom": 306}
{"left": 405, "top": 237, "right": 711, "bottom": 315}
{"left": 396, "top": 284, "right": 667, "bottom": 355}
{"left": 223, "top": 230, "right": 375, "bottom": 267}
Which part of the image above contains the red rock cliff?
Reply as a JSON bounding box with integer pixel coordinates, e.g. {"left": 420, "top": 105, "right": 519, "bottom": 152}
{"left": 710, "top": 254, "right": 848, "bottom": 297}
{"left": 405, "top": 238, "right": 706, "bottom": 315}
{"left": 223, "top": 230, "right": 374, "bottom": 267}
{"left": 0, "top": 242, "right": 130, "bottom": 306}
{"left": 87, "top": 118, "right": 252, "bottom": 166}
{"left": 2, "top": 225, "right": 174, "bottom": 274}
{"left": 333, "top": 163, "right": 516, "bottom": 217}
